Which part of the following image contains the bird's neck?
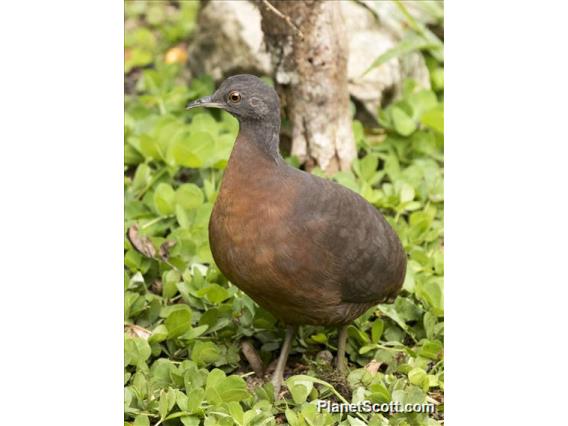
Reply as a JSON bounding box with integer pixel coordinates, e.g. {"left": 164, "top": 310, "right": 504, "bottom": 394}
{"left": 218, "top": 120, "right": 284, "bottom": 201}
{"left": 231, "top": 119, "right": 283, "bottom": 167}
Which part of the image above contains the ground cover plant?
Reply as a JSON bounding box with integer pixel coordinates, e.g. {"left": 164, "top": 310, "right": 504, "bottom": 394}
{"left": 124, "top": 2, "right": 444, "bottom": 425}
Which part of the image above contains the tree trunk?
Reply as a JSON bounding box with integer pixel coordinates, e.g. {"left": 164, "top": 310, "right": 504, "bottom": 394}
{"left": 258, "top": 0, "right": 356, "bottom": 173}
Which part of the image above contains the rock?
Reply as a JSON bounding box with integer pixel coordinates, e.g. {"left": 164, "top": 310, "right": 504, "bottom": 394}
{"left": 316, "top": 350, "right": 334, "bottom": 365}
{"left": 340, "top": 0, "right": 431, "bottom": 122}
{"left": 187, "top": 0, "right": 271, "bottom": 81}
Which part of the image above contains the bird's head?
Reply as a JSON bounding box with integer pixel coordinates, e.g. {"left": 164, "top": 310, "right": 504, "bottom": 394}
{"left": 186, "top": 74, "right": 280, "bottom": 123}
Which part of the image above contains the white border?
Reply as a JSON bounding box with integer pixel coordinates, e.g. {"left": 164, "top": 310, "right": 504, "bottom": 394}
{"left": 0, "top": 1, "right": 124, "bottom": 425}
{"left": 446, "top": 1, "right": 568, "bottom": 423}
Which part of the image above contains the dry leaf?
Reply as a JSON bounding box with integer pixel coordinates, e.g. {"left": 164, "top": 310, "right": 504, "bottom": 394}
{"left": 150, "top": 279, "right": 163, "bottom": 295}
{"left": 364, "top": 359, "right": 381, "bottom": 375}
{"left": 164, "top": 45, "right": 188, "bottom": 64}
{"left": 159, "top": 240, "right": 177, "bottom": 261}
{"left": 124, "top": 323, "right": 151, "bottom": 340}
{"left": 127, "top": 224, "right": 157, "bottom": 258}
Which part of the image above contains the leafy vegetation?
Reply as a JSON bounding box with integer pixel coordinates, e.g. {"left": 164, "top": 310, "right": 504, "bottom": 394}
{"left": 125, "top": 2, "right": 444, "bottom": 425}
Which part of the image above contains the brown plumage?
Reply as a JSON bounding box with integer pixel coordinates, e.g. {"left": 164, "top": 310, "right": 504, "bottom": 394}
{"left": 186, "top": 74, "right": 406, "bottom": 396}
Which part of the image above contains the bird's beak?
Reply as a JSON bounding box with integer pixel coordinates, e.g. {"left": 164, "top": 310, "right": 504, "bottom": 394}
{"left": 186, "top": 96, "right": 224, "bottom": 110}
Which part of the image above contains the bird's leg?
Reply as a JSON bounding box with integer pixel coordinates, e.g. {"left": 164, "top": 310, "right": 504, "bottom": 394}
{"left": 336, "top": 324, "right": 349, "bottom": 374}
{"left": 271, "top": 324, "right": 296, "bottom": 398}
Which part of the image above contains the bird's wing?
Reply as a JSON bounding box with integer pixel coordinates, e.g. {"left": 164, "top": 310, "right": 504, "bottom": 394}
{"left": 288, "top": 171, "right": 406, "bottom": 304}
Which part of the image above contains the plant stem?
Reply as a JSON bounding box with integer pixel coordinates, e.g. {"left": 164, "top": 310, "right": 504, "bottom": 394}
{"left": 141, "top": 215, "right": 173, "bottom": 230}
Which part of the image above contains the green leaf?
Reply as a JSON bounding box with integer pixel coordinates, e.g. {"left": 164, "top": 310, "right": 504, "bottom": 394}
{"left": 205, "top": 369, "right": 251, "bottom": 404}
{"left": 348, "top": 325, "right": 370, "bottom": 344}
{"left": 181, "top": 324, "right": 209, "bottom": 341}
{"left": 393, "top": 0, "right": 444, "bottom": 61}
{"left": 310, "top": 332, "right": 328, "bottom": 344}
{"left": 191, "top": 340, "right": 221, "bottom": 366}
{"left": 151, "top": 359, "right": 177, "bottom": 388}
{"left": 176, "top": 183, "right": 204, "bottom": 210}
{"left": 175, "top": 389, "right": 189, "bottom": 411}
{"left": 333, "top": 170, "right": 360, "bottom": 193}
{"left": 394, "top": 297, "right": 423, "bottom": 322}
{"left": 133, "top": 415, "right": 150, "bottom": 426}
{"left": 164, "top": 305, "right": 191, "bottom": 338}
{"left": 408, "top": 367, "right": 429, "bottom": 391}
{"left": 423, "top": 311, "right": 438, "bottom": 340}
{"left": 405, "top": 385, "right": 427, "bottom": 405}
{"left": 146, "top": 4, "right": 166, "bottom": 25}
{"left": 225, "top": 401, "right": 244, "bottom": 426}
{"left": 153, "top": 183, "right": 176, "bottom": 215}
{"left": 347, "top": 416, "right": 368, "bottom": 426}
{"left": 371, "top": 319, "right": 384, "bottom": 343}
{"left": 171, "top": 131, "right": 215, "bottom": 168}
{"left": 187, "top": 388, "right": 204, "bottom": 413}
{"left": 187, "top": 75, "right": 215, "bottom": 100}
{"left": 363, "top": 35, "right": 439, "bottom": 76}
{"left": 148, "top": 324, "right": 169, "bottom": 343}
{"left": 368, "top": 381, "right": 391, "bottom": 404}
{"left": 124, "top": 387, "right": 133, "bottom": 412}
{"left": 418, "top": 339, "right": 443, "bottom": 360}
{"left": 175, "top": 204, "right": 191, "bottom": 229}
{"left": 180, "top": 416, "right": 200, "bottom": 426}
{"left": 285, "top": 375, "right": 348, "bottom": 408}
{"left": 125, "top": 49, "right": 153, "bottom": 73}
{"left": 124, "top": 336, "right": 151, "bottom": 367}
{"left": 377, "top": 304, "right": 416, "bottom": 341}
{"left": 139, "top": 134, "right": 161, "bottom": 160}
{"left": 195, "top": 283, "right": 230, "bottom": 304}
{"left": 285, "top": 409, "right": 300, "bottom": 426}
{"left": 391, "top": 107, "right": 416, "bottom": 136}
{"left": 416, "top": 277, "right": 444, "bottom": 316}
{"left": 218, "top": 377, "right": 250, "bottom": 403}
{"left": 399, "top": 183, "right": 416, "bottom": 203}
{"left": 163, "top": 269, "right": 180, "bottom": 299}
{"left": 359, "top": 344, "right": 378, "bottom": 355}
{"left": 407, "top": 90, "right": 438, "bottom": 120}
{"left": 420, "top": 106, "right": 444, "bottom": 133}
{"left": 431, "top": 67, "right": 444, "bottom": 91}
{"left": 190, "top": 113, "right": 218, "bottom": 134}
{"left": 158, "top": 388, "right": 177, "bottom": 420}
{"left": 125, "top": 27, "right": 156, "bottom": 50}
{"left": 140, "top": 116, "right": 185, "bottom": 161}
{"left": 131, "top": 163, "right": 152, "bottom": 192}
{"left": 355, "top": 154, "right": 379, "bottom": 182}
{"left": 286, "top": 375, "right": 313, "bottom": 404}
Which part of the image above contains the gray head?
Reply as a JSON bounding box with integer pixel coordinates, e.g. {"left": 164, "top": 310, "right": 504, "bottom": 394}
{"left": 186, "top": 74, "right": 280, "bottom": 125}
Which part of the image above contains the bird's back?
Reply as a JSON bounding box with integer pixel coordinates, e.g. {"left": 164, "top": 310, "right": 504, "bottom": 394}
{"left": 287, "top": 168, "right": 406, "bottom": 302}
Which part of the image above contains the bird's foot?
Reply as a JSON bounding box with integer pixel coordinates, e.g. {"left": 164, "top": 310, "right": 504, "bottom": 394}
{"left": 335, "top": 353, "right": 348, "bottom": 375}
{"left": 335, "top": 324, "right": 349, "bottom": 376}
{"left": 270, "top": 325, "right": 296, "bottom": 399}
{"left": 271, "top": 372, "right": 284, "bottom": 399}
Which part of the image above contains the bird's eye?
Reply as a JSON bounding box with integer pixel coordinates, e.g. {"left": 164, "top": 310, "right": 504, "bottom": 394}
{"left": 228, "top": 91, "right": 241, "bottom": 103}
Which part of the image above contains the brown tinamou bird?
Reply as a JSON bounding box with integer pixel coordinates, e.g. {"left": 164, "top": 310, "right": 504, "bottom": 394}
{"left": 186, "top": 74, "right": 406, "bottom": 396}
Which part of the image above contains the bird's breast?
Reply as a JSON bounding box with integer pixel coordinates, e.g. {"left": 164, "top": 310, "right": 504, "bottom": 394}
{"left": 208, "top": 173, "right": 342, "bottom": 322}
{"left": 209, "top": 175, "right": 292, "bottom": 273}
